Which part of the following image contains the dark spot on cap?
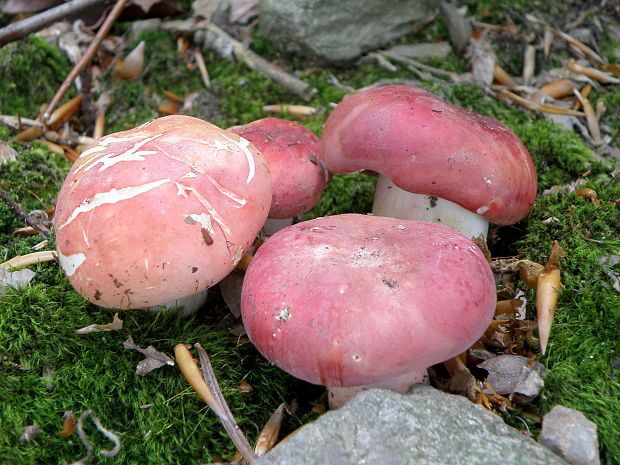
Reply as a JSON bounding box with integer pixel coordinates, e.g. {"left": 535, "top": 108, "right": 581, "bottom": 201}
{"left": 381, "top": 275, "right": 398, "bottom": 288}
{"left": 112, "top": 278, "right": 123, "bottom": 288}
{"left": 192, "top": 266, "right": 198, "bottom": 273}
{"left": 94, "top": 290, "right": 102, "bottom": 300}
{"left": 201, "top": 228, "right": 214, "bottom": 246}
{"left": 428, "top": 196, "right": 438, "bottom": 208}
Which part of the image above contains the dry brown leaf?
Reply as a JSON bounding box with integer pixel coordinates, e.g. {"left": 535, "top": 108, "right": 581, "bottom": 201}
{"left": 46, "top": 96, "right": 82, "bottom": 131}
{"left": 75, "top": 313, "right": 124, "bottom": 335}
{"left": 540, "top": 79, "right": 578, "bottom": 99}
{"left": 114, "top": 41, "right": 145, "bottom": 81}
{"left": 59, "top": 411, "right": 76, "bottom": 437}
{"left": 536, "top": 241, "right": 565, "bottom": 355}
{"left": 254, "top": 403, "right": 286, "bottom": 456}
{"left": 124, "top": 337, "right": 175, "bottom": 376}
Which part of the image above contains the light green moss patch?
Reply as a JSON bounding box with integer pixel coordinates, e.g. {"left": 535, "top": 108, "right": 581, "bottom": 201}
{"left": 0, "top": 36, "right": 72, "bottom": 117}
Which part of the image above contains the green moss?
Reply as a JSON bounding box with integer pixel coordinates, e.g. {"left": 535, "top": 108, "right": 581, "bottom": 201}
{"left": 0, "top": 266, "right": 307, "bottom": 464}
{"left": 0, "top": 144, "right": 70, "bottom": 248}
{"left": 516, "top": 173, "right": 620, "bottom": 465}
{"left": 303, "top": 173, "right": 377, "bottom": 220}
{"left": 0, "top": 36, "right": 72, "bottom": 117}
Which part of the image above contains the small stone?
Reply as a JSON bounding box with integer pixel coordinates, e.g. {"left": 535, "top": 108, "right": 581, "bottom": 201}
{"left": 259, "top": 0, "right": 434, "bottom": 64}
{"left": 479, "top": 354, "right": 546, "bottom": 397}
{"left": 538, "top": 406, "right": 600, "bottom": 465}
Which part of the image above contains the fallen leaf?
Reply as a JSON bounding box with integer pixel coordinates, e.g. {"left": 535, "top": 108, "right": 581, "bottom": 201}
{"left": 75, "top": 313, "right": 124, "bottom": 334}
{"left": 123, "top": 337, "right": 175, "bottom": 376}
{"left": 59, "top": 410, "right": 76, "bottom": 437}
{"left": 254, "top": 403, "right": 286, "bottom": 456}
{"left": 18, "top": 425, "right": 40, "bottom": 444}
{"left": 0, "top": 268, "right": 36, "bottom": 295}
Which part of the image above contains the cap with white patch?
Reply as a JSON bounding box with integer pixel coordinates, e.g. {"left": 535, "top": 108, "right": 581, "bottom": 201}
{"left": 55, "top": 115, "right": 272, "bottom": 310}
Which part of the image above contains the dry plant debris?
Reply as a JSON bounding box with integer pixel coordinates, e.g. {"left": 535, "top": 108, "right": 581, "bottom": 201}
{"left": 74, "top": 313, "right": 124, "bottom": 334}
{"left": 123, "top": 336, "right": 175, "bottom": 376}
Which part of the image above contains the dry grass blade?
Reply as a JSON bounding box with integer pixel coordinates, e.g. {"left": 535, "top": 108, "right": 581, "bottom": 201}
{"left": 254, "top": 403, "right": 286, "bottom": 456}
{"left": 0, "top": 115, "right": 42, "bottom": 130}
{"left": 262, "top": 104, "right": 320, "bottom": 117}
{"left": 567, "top": 59, "right": 620, "bottom": 84}
{"left": 174, "top": 344, "right": 257, "bottom": 463}
{"left": 573, "top": 88, "right": 601, "bottom": 145}
{"left": 536, "top": 241, "right": 565, "bottom": 355}
{"left": 499, "top": 89, "right": 585, "bottom": 116}
{"left": 0, "top": 250, "right": 57, "bottom": 270}
{"left": 553, "top": 30, "right": 606, "bottom": 66}
{"left": 522, "top": 45, "right": 536, "bottom": 84}
{"left": 494, "top": 64, "right": 517, "bottom": 88}
{"left": 192, "top": 49, "right": 211, "bottom": 89}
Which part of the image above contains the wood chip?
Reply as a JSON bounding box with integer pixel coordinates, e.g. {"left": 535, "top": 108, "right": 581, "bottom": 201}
{"left": 75, "top": 313, "right": 124, "bottom": 334}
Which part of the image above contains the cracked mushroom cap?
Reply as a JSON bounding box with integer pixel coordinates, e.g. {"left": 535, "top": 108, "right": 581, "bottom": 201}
{"left": 229, "top": 117, "right": 329, "bottom": 219}
{"left": 240, "top": 213, "right": 496, "bottom": 387}
{"left": 55, "top": 115, "right": 272, "bottom": 309}
{"left": 321, "top": 85, "right": 537, "bottom": 225}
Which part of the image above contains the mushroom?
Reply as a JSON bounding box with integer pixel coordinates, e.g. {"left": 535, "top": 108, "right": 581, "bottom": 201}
{"left": 321, "top": 85, "right": 537, "bottom": 239}
{"left": 229, "top": 117, "right": 329, "bottom": 235}
{"left": 54, "top": 115, "right": 272, "bottom": 314}
{"left": 241, "top": 213, "right": 496, "bottom": 408}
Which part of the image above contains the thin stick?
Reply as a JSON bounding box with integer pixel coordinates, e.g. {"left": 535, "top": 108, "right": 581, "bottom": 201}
{"left": 43, "top": 0, "right": 127, "bottom": 122}
{"left": 0, "top": 187, "right": 51, "bottom": 237}
{"left": 0, "top": 0, "right": 105, "bottom": 47}
{"left": 0, "top": 251, "right": 57, "bottom": 270}
{"left": 202, "top": 23, "right": 316, "bottom": 102}
{"left": 192, "top": 49, "right": 211, "bottom": 89}
{"left": 174, "top": 344, "right": 257, "bottom": 463}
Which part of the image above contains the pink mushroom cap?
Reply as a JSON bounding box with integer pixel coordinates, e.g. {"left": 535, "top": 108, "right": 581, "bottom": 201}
{"left": 321, "top": 85, "right": 537, "bottom": 225}
{"left": 229, "top": 117, "right": 329, "bottom": 219}
{"left": 241, "top": 213, "right": 496, "bottom": 388}
{"left": 55, "top": 115, "right": 272, "bottom": 309}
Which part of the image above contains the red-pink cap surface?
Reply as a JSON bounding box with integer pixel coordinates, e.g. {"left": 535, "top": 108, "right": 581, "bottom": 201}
{"left": 55, "top": 115, "right": 272, "bottom": 309}
{"left": 241, "top": 213, "right": 496, "bottom": 387}
{"left": 321, "top": 85, "right": 537, "bottom": 225}
{"left": 229, "top": 117, "right": 329, "bottom": 219}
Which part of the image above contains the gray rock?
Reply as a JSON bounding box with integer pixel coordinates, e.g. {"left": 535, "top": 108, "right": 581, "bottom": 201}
{"left": 259, "top": 0, "right": 434, "bottom": 64}
{"left": 255, "top": 385, "right": 568, "bottom": 465}
{"left": 539, "top": 406, "right": 600, "bottom": 465}
{"left": 479, "top": 354, "right": 547, "bottom": 398}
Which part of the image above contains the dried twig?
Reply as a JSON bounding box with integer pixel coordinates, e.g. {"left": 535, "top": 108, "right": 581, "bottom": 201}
{"left": 174, "top": 343, "right": 257, "bottom": 463}
{"left": 0, "top": 187, "right": 51, "bottom": 237}
{"left": 71, "top": 409, "right": 121, "bottom": 465}
{"left": 43, "top": 0, "right": 128, "bottom": 122}
{"left": 0, "top": 0, "right": 104, "bottom": 47}
{"left": 0, "top": 251, "right": 57, "bottom": 270}
{"left": 201, "top": 23, "right": 316, "bottom": 102}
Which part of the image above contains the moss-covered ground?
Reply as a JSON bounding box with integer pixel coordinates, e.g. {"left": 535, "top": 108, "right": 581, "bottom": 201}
{"left": 0, "top": 5, "right": 619, "bottom": 464}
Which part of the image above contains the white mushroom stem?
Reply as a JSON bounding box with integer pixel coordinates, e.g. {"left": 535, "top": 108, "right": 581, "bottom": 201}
{"left": 372, "top": 175, "right": 489, "bottom": 240}
{"left": 262, "top": 217, "right": 294, "bottom": 236}
{"left": 327, "top": 368, "right": 428, "bottom": 409}
{"left": 145, "top": 290, "right": 208, "bottom": 317}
